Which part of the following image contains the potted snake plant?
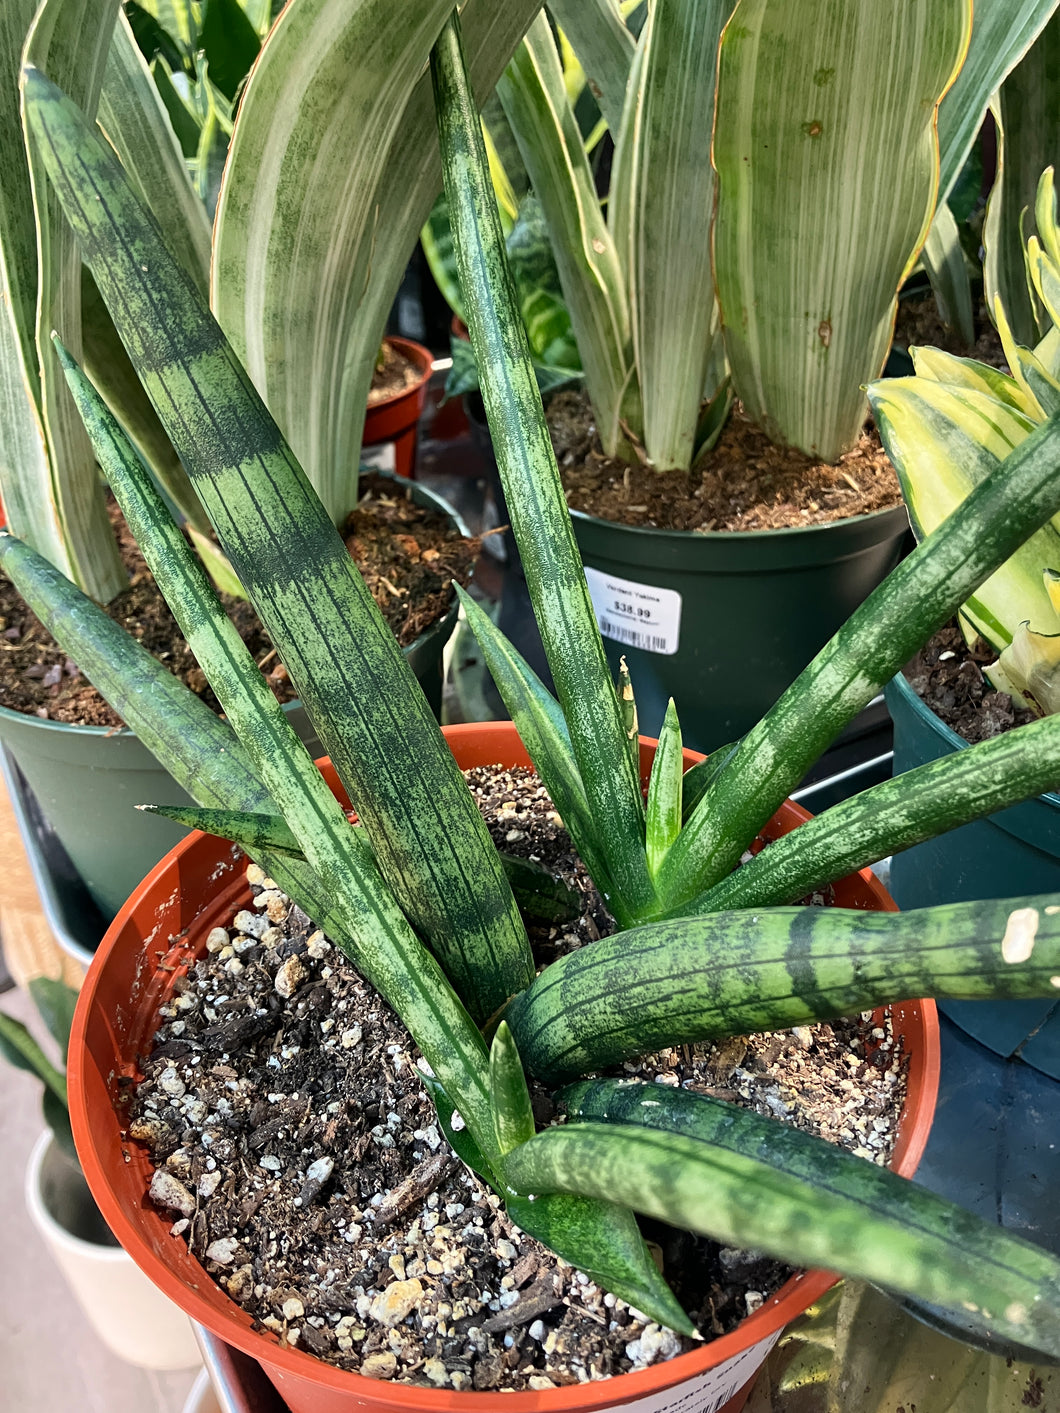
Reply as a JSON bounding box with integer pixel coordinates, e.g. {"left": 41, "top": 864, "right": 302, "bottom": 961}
{"left": 11, "top": 12, "right": 1060, "bottom": 1408}
{"left": 460, "top": 0, "right": 1060, "bottom": 752}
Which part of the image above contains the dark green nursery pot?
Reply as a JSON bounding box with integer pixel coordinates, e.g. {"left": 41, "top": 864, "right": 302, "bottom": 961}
{"left": 572, "top": 503, "right": 909, "bottom": 753}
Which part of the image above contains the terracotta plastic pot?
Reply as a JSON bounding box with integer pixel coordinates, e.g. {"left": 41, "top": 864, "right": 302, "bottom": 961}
{"left": 25, "top": 1131, "right": 201, "bottom": 1369}
{"left": 69, "top": 722, "right": 939, "bottom": 1413}
{"left": 363, "top": 337, "right": 435, "bottom": 478}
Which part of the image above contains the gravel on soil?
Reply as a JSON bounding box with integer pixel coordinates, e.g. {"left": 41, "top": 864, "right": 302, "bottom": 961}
{"left": 132, "top": 766, "right": 908, "bottom": 1391}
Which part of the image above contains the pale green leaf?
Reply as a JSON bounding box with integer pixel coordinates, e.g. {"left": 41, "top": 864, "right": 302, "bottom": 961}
{"left": 547, "top": 0, "right": 634, "bottom": 137}
{"left": 936, "top": 0, "right": 1060, "bottom": 203}
{"left": 22, "top": 0, "right": 126, "bottom": 601}
{"left": 212, "top": 0, "right": 542, "bottom": 526}
{"left": 982, "top": 14, "right": 1060, "bottom": 348}
{"left": 496, "top": 12, "right": 635, "bottom": 460}
{"left": 713, "top": 0, "right": 970, "bottom": 462}
{"left": 921, "top": 202, "right": 975, "bottom": 346}
{"left": 610, "top": 0, "right": 729, "bottom": 470}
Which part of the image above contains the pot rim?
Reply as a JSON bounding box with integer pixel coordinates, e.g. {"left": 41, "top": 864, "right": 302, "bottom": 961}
{"left": 69, "top": 720, "right": 940, "bottom": 1410}
{"left": 569, "top": 499, "right": 909, "bottom": 545}
{"left": 365, "top": 336, "right": 435, "bottom": 412}
{"left": 886, "top": 670, "right": 1060, "bottom": 810}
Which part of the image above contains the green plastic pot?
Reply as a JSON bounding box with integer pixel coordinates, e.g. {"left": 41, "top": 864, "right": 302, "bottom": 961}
{"left": 0, "top": 474, "right": 461, "bottom": 922}
{"left": 885, "top": 671, "right": 1060, "bottom": 1079}
{"left": 571, "top": 503, "right": 910, "bottom": 752}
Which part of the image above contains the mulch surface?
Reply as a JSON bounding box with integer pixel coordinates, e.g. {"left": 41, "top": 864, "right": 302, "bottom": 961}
{"left": 0, "top": 477, "right": 474, "bottom": 729}
{"left": 903, "top": 620, "right": 1037, "bottom": 745}
{"left": 550, "top": 390, "right": 903, "bottom": 533}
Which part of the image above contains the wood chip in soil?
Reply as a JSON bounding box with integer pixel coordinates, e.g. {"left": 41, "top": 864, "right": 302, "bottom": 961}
{"left": 0, "top": 477, "right": 474, "bottom": 728}
{"left": 550, "top": 389, "right": 903, "bottom": 533}
{"left": 903, "top": 620, "right": 1038, "bottom": 746}
{"left": 132, "top": 766, "right": 908, "bottom": 1392}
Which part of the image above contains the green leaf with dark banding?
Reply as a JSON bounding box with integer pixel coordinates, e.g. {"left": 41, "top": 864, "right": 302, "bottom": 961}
{"left": 526, "top": 1080, "right": 1060, "bottom": 1359}
{"left": 661, "top": 409, "right": 1060, "bottom": 913}
{"left": 506, "top": 893, "right": 1060, "bottom": 1084}
{"left": 645, "top": 698, "right": 681, "bottom": 876}
{"left": 504, "top": 1188, "right": 694, "bottom": 1337}
{"left": 434, "top": 15, "right": 654, "bottom": 929}
{"left": 24, "top": 67, "right": 532, "bottom": 1026}
{"left": 680, "top": 739, "right": 739, "bottom": 823}
{"left": 489, "top": 1022, "right": 535, "bottom": 1158}
{"left": 138, "top": 801, "right": 583, "bottom": 925}
{"left": 690, "top": 715, "right": 1060, "bottom": 913}
{"left": 0, "top": 1010, "right": 67, "bottom": 1105}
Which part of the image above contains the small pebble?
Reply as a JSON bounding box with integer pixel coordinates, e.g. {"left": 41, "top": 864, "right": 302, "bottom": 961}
{"left": 360, "top": 1352, "right": 397, "bottom": 1380}
{"left": 274, "top": 955, "right": 307, "bottom": 999}
{"left": 148, "top": 1169, "right": 195, "bottom": 1218}
{"left": 205, "top": 1238, "right": 240, "bottom": 1265}
{"left": 282, "top": 1297, "right": 305, "bottom": 1321}
{"left": 369, "top": 1279, "right": 423, "bottom": 1327}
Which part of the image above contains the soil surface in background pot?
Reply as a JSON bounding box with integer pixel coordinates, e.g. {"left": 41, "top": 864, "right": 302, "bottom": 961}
{"left": 368, "top": 342, "right": 423, "bottom": 406}
{"left": 550, "top": 390, "right": 902, "bottom": 532}
{"left": 133, "top": 765, "right": 908, "bottom": 1392}
{"left": 0, "top": 476, "right": 475, "bottom": 728}
{"left": 903, "top": 620, "right": 1037, "bottom": 746}
{"left": 892, "top": 296, "right": 1006, "bottom": 370}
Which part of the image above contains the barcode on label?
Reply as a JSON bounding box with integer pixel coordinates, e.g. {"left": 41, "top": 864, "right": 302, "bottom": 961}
{"left": 599, "top": 618, "right": 673, "bottom": 654}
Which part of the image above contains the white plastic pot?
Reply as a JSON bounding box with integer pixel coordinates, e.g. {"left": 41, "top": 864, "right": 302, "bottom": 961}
{"left": 25, "top": 1130, "right": 201, "bottom": 1370}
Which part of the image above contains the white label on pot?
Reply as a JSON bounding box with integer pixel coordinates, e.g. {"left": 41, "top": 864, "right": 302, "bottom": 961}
{"left": 584, "top": 568, "right": 683, "bottom": 656}
{"left": 360, "top": 441, "right": 397, "bottom": 472}
{"left": 604, "top": 1331, "right": 781, "bottom": 1413}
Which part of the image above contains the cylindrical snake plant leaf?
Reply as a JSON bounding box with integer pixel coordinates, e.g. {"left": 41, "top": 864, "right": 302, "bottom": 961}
{"left": 645, "top": 699, "right": 682, "bottom": 877}
{"left": 713, "top": 0, "right": 970, "bottom": 462}
{"left": 691, "top": 714, "right": 1060, "bottom": 912}
{"left": 0, "top": 525, "right": 496, "bottom": 1154}
{"left": 519, "top": 1079, "right": 1060, "bottom": 1360}
{"left": 489, "top": 1022, "right": 535, "bottom": 1158}
{"left": 505, "top": 893, "right": 1060, "bottom": 1084}
{"left": 24, "top": 66, "right": 533, "bottom": 1025}
{"left": 658, "top": 408, "right": 1060, "bottom": 912}
{"left": 433, "top": 14, "right": 655, "bottom": 927}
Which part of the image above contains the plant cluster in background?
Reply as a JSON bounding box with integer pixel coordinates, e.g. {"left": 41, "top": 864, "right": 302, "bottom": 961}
{"left": 9, "top": 5, "right": 1060, "bottom": 1355}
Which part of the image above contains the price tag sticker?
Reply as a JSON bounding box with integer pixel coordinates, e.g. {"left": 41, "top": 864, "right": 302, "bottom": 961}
{"left": 606, "top": 1331, "right": 781, "bottom": 1413}
{"left": 584, "top": 568, "right": 683, "bottom": 657}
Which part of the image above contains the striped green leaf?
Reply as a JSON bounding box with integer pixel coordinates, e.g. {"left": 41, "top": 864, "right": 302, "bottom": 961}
{"left": 691, "top": 715, "right": 1060, "bottom": 913}
{"left": 435, "top": 18, "right": 655, "bottom": 928}
{"left": 983, "top": 13, "right": 1060, "bottom": 348}
{"left": 26, "top": 69, "right": 533, "bottom": 1026}
{"left": 504, "top": 1188, "right": 694, "bottom": 1337}
{"left": 28, "top": 977, "right": 77, "bottom": 1062}
{"left": 909, "top": 346, "right": 1031, "bottom": 411}
{"left": 507, "top": 893, "right": 1060, "bottom": 1084}
{"left": 657, "top": 409, "right": 1060, "bottom": 911}
{"left": 521, "top": 1080, "right": 1060, "bottom": 1360}
{"left": 609, "top": 0, "right": 729, "bottom": 470}
{"left": 0, "top": 523, "right": 496, "bottom": 1155}
{"left": 868, "top": 376, "right": 1058, "bottom": 648}
{"left": 936, "top": 0, "right": 1060, "bottom": 204}
{"left": 138, "top": 801, "right": 584, "bottom": 926}
{"left": 496, "top": 13, "right": 635, "bottom": 461}
{"left": 1, "top": 0, "right": 125, "bottom": 601}
{"left": 489, "top": 1022, "right": 535, "bottom": 1157}
{"left": 713, "top": 0, "right": 969, "bottom": 462}
{"left": 212, "top": 0, "right": 542, "bottom": 526}
{"left": 546, "top": 0, "right": 634, "bottom": 137}
{"left": 921, "top": 203, "right": 975, "bottom": 346}
{"left": 645, "top": 698, "right": 681, "bottom": 876}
